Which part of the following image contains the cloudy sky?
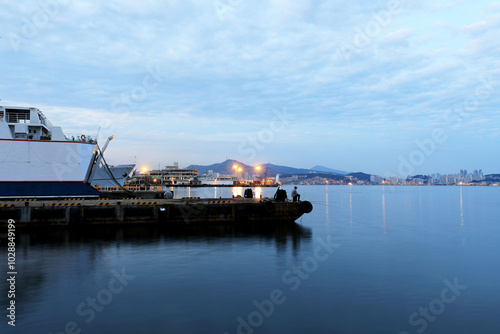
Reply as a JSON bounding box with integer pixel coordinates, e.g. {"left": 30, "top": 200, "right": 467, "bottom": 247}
{"left": 1, "top": 0, "right": 499, "bottom": 176}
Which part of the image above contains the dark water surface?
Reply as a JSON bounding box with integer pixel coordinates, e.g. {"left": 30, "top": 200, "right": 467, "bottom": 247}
{"left": 2, "top": 185, "right": 500, "bottom": 333}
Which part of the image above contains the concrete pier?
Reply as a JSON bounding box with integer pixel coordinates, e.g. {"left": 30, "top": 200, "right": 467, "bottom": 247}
{"left": 0, "top": 198, "right": 313, "bottom": 226}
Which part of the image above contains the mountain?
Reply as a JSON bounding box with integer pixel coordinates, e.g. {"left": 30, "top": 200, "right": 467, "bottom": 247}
{"left": 412, "top": 175, "right": 431, "bottom": 180}
{"left": 310, "top": 165, "right": 348, "bottom": 175}
{"left": 187, "top": 160, "right": 316, "bottom": 176}
{"left": 187, "top": 159, "right": 252, "bottom": 175}
{"left": 187, "top": 160, "right": 347, "bottom": 176}
{"left": 187, "top": 160, "right": 359, "bottom": 178}
{"left": 260, "top": 163, "right": 312, "bottom": 175}
{"left": 485, "top": 174, "right": 500, "bottom": 181}
{"left": 346, "top": 172, "right": 371, "bottom": 181}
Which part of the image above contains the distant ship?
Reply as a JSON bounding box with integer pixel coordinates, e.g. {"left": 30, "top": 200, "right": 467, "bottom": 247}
{"left": 0, "top": 106, "right": 105, "bottom": 198}
{"left": 92, "top": 164, "right": 136, "bottom": 188}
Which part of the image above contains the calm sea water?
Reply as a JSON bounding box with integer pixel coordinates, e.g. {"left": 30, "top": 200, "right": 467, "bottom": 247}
{"left": 2, "top": 185, "right": 500, "bottom": 334}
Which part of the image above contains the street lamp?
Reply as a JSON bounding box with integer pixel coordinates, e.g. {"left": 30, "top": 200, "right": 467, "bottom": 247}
{"left": 255, "top": 166, "right": 262, "bottom": 185}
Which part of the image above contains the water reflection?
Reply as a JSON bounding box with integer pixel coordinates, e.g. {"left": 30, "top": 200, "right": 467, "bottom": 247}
{"left": 325, "top": 186, "right": 329, "bottom": 232}
{"left": 460, "top": 186, "right": 465, "bottom": 227}
{"left": 17, "top": 223, "right": 312, "bottom": 249}
{"left": 419, "top": 188, "right": 422, "bottom": 212}
{"left": 382, "top": 187, "right": 386, "bottom": 234}
{"left": 232, "top": 187, "right": 243, "bottom": 198}
{"left": 349, "top": 190, "right": 353, "bottom": 225}
{"left": 8, "top": 223, "right": 312, "bottom": 329}
{"left": 254, "top": 187, "right": 262, "bottom": 199}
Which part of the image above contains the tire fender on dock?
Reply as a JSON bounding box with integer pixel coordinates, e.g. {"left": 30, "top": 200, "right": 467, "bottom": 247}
{"left": 299, "top": 201, "right": 313, "bottom": 214}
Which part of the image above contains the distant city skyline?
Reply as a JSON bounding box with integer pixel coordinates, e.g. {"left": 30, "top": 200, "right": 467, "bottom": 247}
{"left": 167, "top": 159, "right": 497, "bottom": 179}
{"left": 1, "top": 1, "right": 499, "bottom": 176}
{"left": 132, "top": 160, "right": 498, "bottom": 186}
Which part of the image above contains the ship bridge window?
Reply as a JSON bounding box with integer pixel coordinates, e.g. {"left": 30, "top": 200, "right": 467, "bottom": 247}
{"left": 6, "top": 109, "right": 30, "bottom": 123}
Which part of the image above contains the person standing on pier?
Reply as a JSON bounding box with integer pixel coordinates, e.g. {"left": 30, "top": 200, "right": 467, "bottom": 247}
{"left": 291, "top": 186, "right": 300, "bottom": 202}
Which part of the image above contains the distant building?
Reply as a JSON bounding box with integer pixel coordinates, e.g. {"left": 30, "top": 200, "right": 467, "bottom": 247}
{"left": 150, "top": 165, "right": 199, "bottom": 185}
{"left": 198, "top": 175, "right": 236, "bottom": 185}
{"left": 370, "top": 175, "right": 384, "bottom": 184}
{"left": 129, "top": 163, "right": 199, "bottom": 186}
{"left": 471, "top": 169, "right": 484, "bottom": 181}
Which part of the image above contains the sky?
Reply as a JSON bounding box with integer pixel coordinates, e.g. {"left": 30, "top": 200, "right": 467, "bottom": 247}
{"left": 1, "top": 0, "right": 499, "bottom": 177}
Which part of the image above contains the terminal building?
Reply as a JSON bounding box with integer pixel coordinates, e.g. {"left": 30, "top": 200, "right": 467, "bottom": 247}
{"left": 128, "top": 163, "right": 199, "bottom": 186}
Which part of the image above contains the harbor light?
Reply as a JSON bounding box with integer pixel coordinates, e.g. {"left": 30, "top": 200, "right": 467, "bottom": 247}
{"left": 255, "top": 166, "right": 262, "bottom": 183}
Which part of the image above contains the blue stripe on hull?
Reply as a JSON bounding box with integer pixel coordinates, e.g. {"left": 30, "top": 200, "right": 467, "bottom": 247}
{"left": 0, "top": 182, "right": 101, "bottom": 198}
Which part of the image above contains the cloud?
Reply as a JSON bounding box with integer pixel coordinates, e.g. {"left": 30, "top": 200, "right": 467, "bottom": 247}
{"left": 381, "top": 28, "right": 412, "bottom": 45}
{"left": 1, "top": 0, "right": 499, "bottom": 174}
{"left": 463, "top": 14, "right": 500, "bottom": 35}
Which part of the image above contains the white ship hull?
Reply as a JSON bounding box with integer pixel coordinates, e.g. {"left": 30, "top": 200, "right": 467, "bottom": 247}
{"left": 0, "top": 139, "right": 97, "bottom": 182}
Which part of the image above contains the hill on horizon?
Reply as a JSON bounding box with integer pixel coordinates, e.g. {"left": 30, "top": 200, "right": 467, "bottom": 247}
{"left": 187, "top": 160, "right": 347, "bottom": 176}
{"left": 347, "top": 172, "right": 371, "bottom": 181}
{"left": 187, "top": 159, "right": 252, "bottom": 175}
{"left": 310, "top": 165, "right": 349, "bottom": 175}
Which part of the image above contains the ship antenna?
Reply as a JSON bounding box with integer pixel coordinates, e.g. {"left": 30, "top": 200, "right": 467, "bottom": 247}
{"left": 96, "top": 126, "right": 101, "bottom": 141}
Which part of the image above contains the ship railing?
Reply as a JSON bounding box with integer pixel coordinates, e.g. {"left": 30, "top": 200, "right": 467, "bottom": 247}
{"left": 64, "top": 133, "right": 97, "bottom": 143}
{"left": 6, "top": 112, "right": 30, "bottom": 123}
{"left": 41, "top": 116, "right": 53, "bottom": 130}
{"left": 37, "top": 109, "right": 53, "bottom": 130}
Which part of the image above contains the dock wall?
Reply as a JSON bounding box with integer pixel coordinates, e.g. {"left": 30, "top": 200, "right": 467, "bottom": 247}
{"left": 0, "top": 199, "right": 313, "bottom": 226}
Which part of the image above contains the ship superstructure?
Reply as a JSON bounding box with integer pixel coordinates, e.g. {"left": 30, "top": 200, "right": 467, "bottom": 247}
{"left": 0, "top": 106, "right": 101, "bottom": 198}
